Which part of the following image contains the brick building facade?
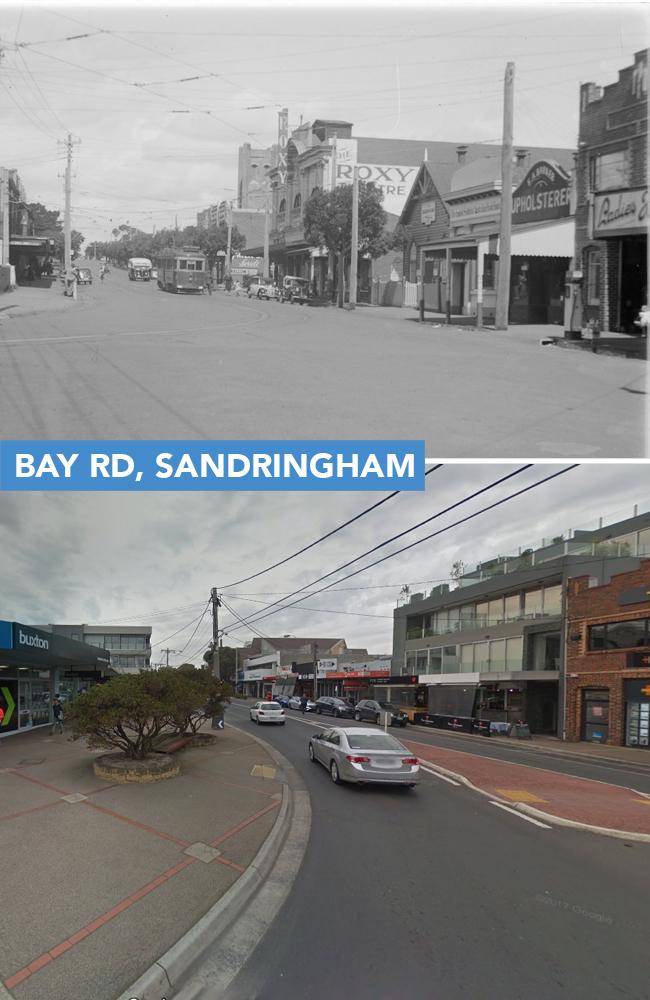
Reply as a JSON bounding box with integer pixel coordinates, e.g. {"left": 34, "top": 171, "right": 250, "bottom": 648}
{"left": 565, "top": 560, "right": 650, "bottom": 746}
{"left": 574, "top": 50, "right": 648, "bottom": 334}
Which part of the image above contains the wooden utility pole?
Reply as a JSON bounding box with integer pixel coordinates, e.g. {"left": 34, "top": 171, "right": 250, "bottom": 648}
{"left": 161, "top": 647, "right": 178, "bottom": 668}
{"left": 263, "top": 190, "right": 270, "bottom": 280}
{"left": 62, "top": 132, "right": 80, "bottom": 292}
{"left": 327, "top": 134, "right": 337, "bottom": 300}
{"left": 495, "top": 62, "right": 515, "bottom": 331}
{"left": 349, "top": 165, "right": 359, "bottom": 309}
{"left": 312, "top": 642, "right": 319, "bottom": 701}
{"left": 0, "top": 167, "right": 9, "bottom": 266}
{"left": 211, "top": 587, "right": 221, "bottom": 679}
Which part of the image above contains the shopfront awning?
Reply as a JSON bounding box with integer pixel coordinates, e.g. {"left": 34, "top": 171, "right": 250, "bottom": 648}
{"left": 500, "top": 218, "right": 574, "bottom": 258}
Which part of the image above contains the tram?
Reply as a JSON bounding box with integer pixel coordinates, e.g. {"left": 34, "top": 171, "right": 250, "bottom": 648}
{"left": 156, "top": 246, "right": 208, "bottom": 294}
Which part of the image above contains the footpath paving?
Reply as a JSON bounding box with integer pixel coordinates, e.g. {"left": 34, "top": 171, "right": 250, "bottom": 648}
{"left": 406, "top": 736, "right": 650, "bottom": 839}
{"left": 0, "top": 721, "right": 298, "bottom": 1000}
{"left": 0, "top": 282, "right": 76, "bottom": 320}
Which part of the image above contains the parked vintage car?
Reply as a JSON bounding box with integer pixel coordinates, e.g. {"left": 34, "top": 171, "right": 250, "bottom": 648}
{"left": 247, "top": 279, "right": 279, "bottom": 300}
{"left": 280, "top": 276, "right": 311, "bottom": 304}
{"left": 73, "top": 267, "right": 93, "bottom": 285}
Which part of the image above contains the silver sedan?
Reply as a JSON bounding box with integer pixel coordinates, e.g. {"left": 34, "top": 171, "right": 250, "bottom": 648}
{"left": 308, "top": 727, "right": 419, "bottom": 787}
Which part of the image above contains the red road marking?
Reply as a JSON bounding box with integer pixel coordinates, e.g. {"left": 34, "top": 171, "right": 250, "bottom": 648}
{"left": 216, "top": 856, "right": 246, "bottom": 873}
{"left": 4, "top": 858, "right": 195, "bottom": 990}
{"left": 81, "top": 799, "right": 191, "bottom": 847}
{"left": 6, "top": 770, "right": 69, "bottom": 795}
{"left": 210, "top": 799, "right": 281, "bottom": 848}
{"left": 0, "top": 799, "right": 63, "bottom": 822}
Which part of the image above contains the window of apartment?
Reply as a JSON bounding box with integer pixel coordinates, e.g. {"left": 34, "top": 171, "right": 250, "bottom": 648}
{"left": 278, "top": 199, "right": 286, "bottom": 215}
{"left": 406, "top": 615, "right": 424, "bottom": 640}
{"left": 436, "top": 609, "right": 449, "bottom": 633}
{"left": 416, "top": 649, "right": 429, "bottom": 672}
{"left": 585, "top": 247, "right": 601, "bottom": 307}
{"left": 588, "top": 618, "right": 649, "bottom": 650}
{"left": 405, "top": 651, "right": 417, "bottom": 672}
{"left": 639, "top": 528, "right": 650, "bottom": 557}
{"left": 524, "top": 589, "right": 544, "bottom": 618}
{"left": 488, "top": 639, "right": 506, "bottom": 671}
{"left": 476, "top": 601, "right": 489, "bottom": 627}
{"left": 505, "top": 636, "right": 524, "bottom": 670}
{"left": 504, "top": 593, "right": 521, "bottom": 621}
{"left": 591, "top": 148, "right": 630, "bottom": 192}
{"left": 543, "top": 584, "right": 562, "bottom": 616}
{"left": 488, "top": 597, "right": 504, "bottom": 625}
{"left": 429, "top": 648, "right": 442, "bottom": 674}
{"left": 460, "top": 605, "right": 475, "bottom": 627}
{"left": 460, "top": 644, "right": 474, "bottom": 670}
{"left": 423, "top": 614, "right": 434, "bottom": 637}
{"left": 474, "top": 642, "right": 490, "bottom": 671}
{"left": 443, "top": 646, "right": 460, "bottom": 672}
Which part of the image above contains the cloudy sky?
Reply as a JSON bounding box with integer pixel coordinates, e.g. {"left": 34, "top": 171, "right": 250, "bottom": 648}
{"left": 1, "top": 1, "right": 646, "bottom": 243}
{"left": 1, "top": 463, "right": 648, "bottom": 663}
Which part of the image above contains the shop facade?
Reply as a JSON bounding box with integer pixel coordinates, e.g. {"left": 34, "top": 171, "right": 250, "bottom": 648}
{"left": 574, "top": 50, "right": 647, "bottom": 333}
{"left": 565, "top": 561, "right": 650, "bottom": 746}
{"left": 0, "top": 620, "right": 111, "bottom": 737}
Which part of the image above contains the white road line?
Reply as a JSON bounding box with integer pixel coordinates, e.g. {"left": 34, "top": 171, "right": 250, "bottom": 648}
{"left": 490, "top": 800, "right": 552, "bottom": 829}
{"left": 418, "top": 765, "right": 461, "bottom": 786}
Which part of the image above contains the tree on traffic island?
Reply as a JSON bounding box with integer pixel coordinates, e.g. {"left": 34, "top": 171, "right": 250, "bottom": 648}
{"left": 67, "top": 668, "right": 230, "bottom": 759}
{"left": 303, "top": 182, "right": 388, "bottom": 307}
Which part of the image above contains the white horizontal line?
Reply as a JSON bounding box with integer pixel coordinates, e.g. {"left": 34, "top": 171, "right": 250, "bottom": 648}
{"left": 490, "top": 800, "right": 552, "bottom": 829}
{"left": 418, "top": 764, "right": 460, "bottom": 785}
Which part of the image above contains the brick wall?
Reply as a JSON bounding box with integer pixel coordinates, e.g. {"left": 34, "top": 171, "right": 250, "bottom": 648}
{"left": 565, "top": 560, "right": 650, "bottom": 743}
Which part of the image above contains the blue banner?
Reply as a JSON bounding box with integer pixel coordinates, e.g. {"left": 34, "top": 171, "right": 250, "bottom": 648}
{"left": 0, "top": 441, "right": 425, "bottom": 491}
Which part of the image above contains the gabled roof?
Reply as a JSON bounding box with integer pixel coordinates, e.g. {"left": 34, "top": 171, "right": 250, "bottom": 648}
{"left": 449, "top": 147, "right": 575, "bottom": 198}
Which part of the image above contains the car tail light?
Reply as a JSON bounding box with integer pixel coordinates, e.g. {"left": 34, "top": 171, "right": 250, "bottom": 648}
{"left": 402, "top": 757, "right": 419, "bottom": 765}
{"left": 346, "top": 755, "right": 370, "bottom": 763}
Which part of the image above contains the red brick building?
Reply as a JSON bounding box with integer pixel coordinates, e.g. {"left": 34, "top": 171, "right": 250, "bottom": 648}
{"left": 565, "top": 560, "right": 650, "bottom": 746}
{"left": 574, "top": 50, "right": 648, "bottom": 334}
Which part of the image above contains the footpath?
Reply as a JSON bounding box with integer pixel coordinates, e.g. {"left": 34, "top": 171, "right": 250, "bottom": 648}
{"left": 0, "top": 282, "right": 75, "bottom": 321}
{"left": 405, "top": 735, "right": 650, "bottom": 840}
{"left": 0, "top": 720, "right": 306, "bottom": 1000}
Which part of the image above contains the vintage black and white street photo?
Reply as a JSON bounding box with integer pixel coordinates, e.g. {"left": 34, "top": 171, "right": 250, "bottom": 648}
{"left": 0, "top": 4, "right": 647, "bottom": 454}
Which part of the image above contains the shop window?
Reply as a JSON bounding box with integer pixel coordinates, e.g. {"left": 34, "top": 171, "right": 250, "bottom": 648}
{"left": 585, "top": 248, "right": 601, "bottom": 306}
{"left": 482, "top": 254, "right": 497, "bottom": 289}
{"left": 588, "top": 618, "right": 648, "bottom": 650}
{"left": 416, "top": 649, "right": 429, "bottom": 672}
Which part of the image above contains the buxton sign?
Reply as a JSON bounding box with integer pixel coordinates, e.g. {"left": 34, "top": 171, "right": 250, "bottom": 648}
{"left": 593, "top": 187, "right": 647, "bottom": 237}
{"left": 511, "top": 161, "right": 571, "bottom": 224}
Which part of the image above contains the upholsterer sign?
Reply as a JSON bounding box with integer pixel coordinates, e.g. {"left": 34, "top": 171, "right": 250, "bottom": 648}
{"left": 511, "top": 161, "right": 571, "bottom": 224}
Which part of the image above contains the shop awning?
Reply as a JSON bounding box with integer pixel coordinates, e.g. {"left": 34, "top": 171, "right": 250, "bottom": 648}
{"left": 504, "top": 218, "right": 574, "bottom": 258}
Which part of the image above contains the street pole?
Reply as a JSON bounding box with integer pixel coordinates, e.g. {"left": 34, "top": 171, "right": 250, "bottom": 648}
{"left": 263, "top": 190, "right": 270, "bottom": 281}
{"left": 161, "top": 647, "right": 178, "bottom": 668}
{"left": 312, "top": 642, "right": 319, "bottom": 701}
{"left": 495, "top": 61, "right": 515, "bottom": 331}
{"left": 0, "top": 167, "right": 9, "bottom": 266}
{"left": 62, "top": 133, "right": 80, "bottom": 291}
{"left": 327, "top": 134, "right": 337, "bottom": 300}
{"left": 211, "top": 587, "right": 221, "bottom": 679}
{"left": 349, "top": 164, "right": 359, "bottom": 309}
{"left": 226, "top": 203, "right": 233, "bottom": 276}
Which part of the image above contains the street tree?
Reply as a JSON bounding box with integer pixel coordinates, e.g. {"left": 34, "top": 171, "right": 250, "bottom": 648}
{"left": 303, "top": 182, "right": 388, "bottom": 306}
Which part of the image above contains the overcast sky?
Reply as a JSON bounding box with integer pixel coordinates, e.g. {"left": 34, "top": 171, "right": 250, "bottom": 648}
{"left": 1, "top": 2, "right": 646, "bottom": 243}
{"left": 1, "top": 463, "right": 648, "bottom": 663}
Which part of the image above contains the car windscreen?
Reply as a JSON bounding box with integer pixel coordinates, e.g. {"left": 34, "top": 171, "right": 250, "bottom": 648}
{"left": 263, "top": 702, "right": 282, "bottom": 710}
{"left": 330, "top": 699, "right": 346, "bottom": 705}
{"left": 346, "top": 734, "right": 406, "bottom": 751}
{"left": 378, "top": 702, "right": 396, "bottom": 711}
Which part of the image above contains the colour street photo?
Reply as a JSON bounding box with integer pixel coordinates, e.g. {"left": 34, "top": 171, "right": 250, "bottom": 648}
{"left": 0, "top": 4, "right": 647, "bottom": 455}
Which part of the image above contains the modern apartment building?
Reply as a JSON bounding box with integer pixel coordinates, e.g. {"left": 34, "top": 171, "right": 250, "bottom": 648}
{"left": 47, "top": 624, "right": 152, "bottom": 675}
{"left": 393, "top": 507, "right": 650, "bottom": 734}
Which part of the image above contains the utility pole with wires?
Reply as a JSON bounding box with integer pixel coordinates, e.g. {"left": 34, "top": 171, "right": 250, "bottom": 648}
{"left": 161, "top": 647, "right": 178, "bottom": 668}
{"left": 495, "top": 62, "right": 515, "bottom": 331}
{"left": 348, "top": 164, "right": 359, "bottom": 309}
{"left": 327, "top": 133, "right": 337, "bottom": 300}
{"left": 60, "top": 132, "right": 80, "bottom": 296}
{"left": 210, "top": 587, "right": 221, "bottom": 679}
{"left": 312, "top": 641, "right": 319, "bottom": 702}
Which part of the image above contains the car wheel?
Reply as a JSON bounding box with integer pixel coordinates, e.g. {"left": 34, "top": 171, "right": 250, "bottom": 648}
{"left": 316, "top": 707, "right": 321, "bottom": 714}
{"left": 354, "top": 711, "right": 361, "bottom": 722}
{"left": 281, "top": 722, "right": 286, "bottom": 726}
{"left": 309, "top": 744, "right": 316, "bottom": 762}
{"left": 330, "top": 760, "right": 341, "bottom": 784}
{"left": 257, "top": 289, "right": 264, "bottom": 298}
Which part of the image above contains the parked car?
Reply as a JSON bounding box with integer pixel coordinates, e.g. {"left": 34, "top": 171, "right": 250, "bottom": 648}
{"left": 280, "top": 275, "right": 311, "bottom": 304}
{"left": 308, "top": 727, "right": 419, "bottom": 787}
{"left": 272, "top": 694, "right": 291, "bottom": 707}
{"left": 73, "top": 267, "right": 92, "bottom": 285}
{"left": 288, "top": 696, "right": 316, "bottom": 712}
{"left": 314, "top": 696, "right": 354, "bottom": 719}
{"left": 247, "top": 279, "right": 279, "bottom": 300}
{"left": 354, "top": 699, "right": 409, "bottom": 728}
{"left": 249, "top": 701, "right": 285, "bottom": 725}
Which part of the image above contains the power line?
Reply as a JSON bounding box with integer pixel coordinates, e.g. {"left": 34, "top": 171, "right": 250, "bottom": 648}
{"left": 229, "top": 465, "right": 532, "bottom": 630}
{"left": 239, "top": 465, "right": 579, "bottom": 632}
{"left": 220, "top": 464, "right": 442, "bottom": 589}
{"left": 221, "top": 593, "right": 393, "bottom": 620}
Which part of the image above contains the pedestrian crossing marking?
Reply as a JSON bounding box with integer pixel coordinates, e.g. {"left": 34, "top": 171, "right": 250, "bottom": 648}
{"left": 251, "top": 765, "right": 276, "bottom": 780}
{"left": 495, "top": 789, "right": 548, "bottom": 804}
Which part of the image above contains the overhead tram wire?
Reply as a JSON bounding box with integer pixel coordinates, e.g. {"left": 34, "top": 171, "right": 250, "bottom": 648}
{"left": 227, "top": 465, "right": 532, "bottom": 630}
{"left": 219, "top": 596, "right": 270, "bottom": 640}
{"left": 238, "top": 465, "right": 580, "bottom": 632}
{"left": 177, "top": 599, "right": 212, "bottom": 655}
{"left": 220, "top": 464, "right": 443, "bottom": 589}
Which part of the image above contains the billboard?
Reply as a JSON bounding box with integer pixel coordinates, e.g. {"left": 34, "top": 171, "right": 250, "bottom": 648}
{"left": 334, "top": 139, "right": 418, "bottom": 216}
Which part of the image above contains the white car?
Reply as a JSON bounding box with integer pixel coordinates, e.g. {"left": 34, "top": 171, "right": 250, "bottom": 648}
{"left": 250, "top": 701, "right": 286, "bottom": 725}
{"left": 247, "top": 279, "right": 279, "bottom": 300}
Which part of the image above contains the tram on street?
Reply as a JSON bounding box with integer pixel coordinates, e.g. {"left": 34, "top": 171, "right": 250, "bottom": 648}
{"left": 156, "top": 246, "right": 208, "bottom": 294}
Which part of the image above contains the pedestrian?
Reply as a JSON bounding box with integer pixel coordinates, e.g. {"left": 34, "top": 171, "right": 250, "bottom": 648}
{"left": 300, "top": 693, "right": 308, "bottom": 715}
{"left": 634, "top": 305, "right": 650, "bottom": 338}
{"left": 206, "top": 273, "right": 213, "bottom": 295}
{"left": 52, "top": 696, "right": 64, "bottom": 735}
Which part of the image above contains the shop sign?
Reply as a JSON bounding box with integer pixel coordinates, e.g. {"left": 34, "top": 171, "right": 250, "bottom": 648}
{"left": 372, "top": 674, "right": 419, "bottom": 686}
{"left": 421, "top": 200, "right": 436, "bottom": 225}
{"left": 448, "top": 194, "right": 501, "bottom": 226}
{"left": 0, "top": 620, "right": 12, "bottom": 649}
{"left": 334, "top": 139, "right": 418, "bottom": 216}
{"left": 625, "top": 653, "right": 650, "bottom": 671}
{"left": 14, "top": 623, "right": 50, "bottom": 652}
{"left": 624, "top": 675, "right": 650, "bottom": 698}
{"left": 511, "top": 161, "right": 571, "bottom": 224}
{"left": 318, "top": 658, "right": 337, "bottom": 673}
{"left": 593, "top": 187, "right": 647, "bottom": 236}
{"left": 230, "top": 254, "right": 262, "bottom": 276}
{"left": 0, "top": 680, "right": 18, "bottom": 732}
{"left": 243, "top": 667, "right": 277, "bottom": 681}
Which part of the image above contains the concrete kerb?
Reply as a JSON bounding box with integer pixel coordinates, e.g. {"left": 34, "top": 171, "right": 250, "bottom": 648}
{"left": 117, "top": 725, "right": 311, "bottom": 1000}
{"left": 418, "top": 759, "right": 650, "bottom": 844}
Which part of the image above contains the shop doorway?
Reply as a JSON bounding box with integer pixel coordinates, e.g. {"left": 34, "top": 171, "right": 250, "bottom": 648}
{"left": 582, "top": 688, "right": 610, "bottom": 743}
{"left": 451, "top": 261, "right": 465, "bottom": 312}
{"left": 619, "top": 236, "right": 647, "bottom": 333}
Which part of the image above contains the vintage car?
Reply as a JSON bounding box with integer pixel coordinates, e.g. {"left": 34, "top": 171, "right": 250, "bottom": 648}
{"left": 280, "top": 276, "right": 311, "bottom": 304}
{"left": 73, "top": 267, "right": 93, "bottom": 285}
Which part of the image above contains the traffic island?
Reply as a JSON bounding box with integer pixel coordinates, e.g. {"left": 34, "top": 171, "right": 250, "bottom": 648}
{"left": 93, "top": 751, "right": 179, "bottom": 783}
